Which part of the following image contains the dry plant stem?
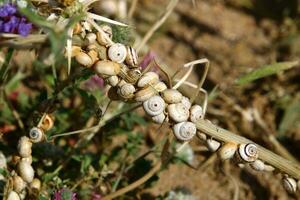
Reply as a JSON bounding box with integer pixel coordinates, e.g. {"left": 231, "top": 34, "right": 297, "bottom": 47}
{"left": 196, "top": 118, "right": 300, "bottom": 179}
{"left": 128, "top": 0, "right": 138, "bottom": 19}
{"left": 135, "top": 0, "right": 179, "bottom": 53}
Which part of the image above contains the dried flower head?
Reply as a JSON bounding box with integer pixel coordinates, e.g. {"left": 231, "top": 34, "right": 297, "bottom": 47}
{"left": 53, "top": 188, "right": 77, "bottom": 200}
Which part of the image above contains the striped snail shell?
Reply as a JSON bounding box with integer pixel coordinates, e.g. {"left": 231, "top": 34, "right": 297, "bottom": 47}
{"left": 118, "top": 83, "right": 136, "bottom": 99}
{"left": 238, "top": 143, "right": 258, "bottom": 162}
{"left": 206, "top": 138, "right": 221, "bottom": 152}
{"left": 13, "top": 175, "right": 26, "bottom": 193}
{"left": 7, "top": 191, "right": 20, "bottom": 200}
{"left": 125, "top": 46, "right": 138, "bottom": 67}
{"left": 135, "top": 86, "right": 157, "bottom": 102}
{"left": 151, "top": 113, "right": 166, "bottom": 124}
{"left": 154, "top": 81, "right": 167, "bottom": 92}
{"left": 143, "top": 95, "right": 165, "bottom": 116}
{"left": 94, "top": 60, "right": 121, "bottom": 77}
{"left": 137, "top": 72, "right": 159, "bottom": 88}
{"left": 173, "top": 121, "right": 197, "bottom": 141}
{"left": 181, "top": 96, "right": 191, "bottom": 109}
{"left": 40, "top": 114, "right": 54, "bottom": 131}
{"left": 106, "top": 75, "right": 119, "bottom": 87}
{"left": 75, "top": 52, "right": 93, "bottom": 67}
{"left": 29, "top": 127, "right": 44, "bottom": 143}
{"left": 250, "top": 159, "right": 265, "bottom": 171}
{"left": 161, "top": 89, "right": 183, "bottom": 104}
{"left": 167, "top": 103, "right": 189, "bottom": 123}
{"left": 17, "top": 160, "right": 34, "bottom": 183}
{"left": 108, "top": 43, "right": 127, "bottom": 63}
{"left": 190, "top": 105, "right": 203, "bottom": 123}
{"left": 85, "top": 32, "right": 97, "bottom": 44}
{"left": 282, "top": 176, "right": 297, "bottom": 194}
{"left": 17, "top": 137, "right": 32, "bottom": 158}
{"left": 217, "top": 142, "right": 237, "bottom": 160}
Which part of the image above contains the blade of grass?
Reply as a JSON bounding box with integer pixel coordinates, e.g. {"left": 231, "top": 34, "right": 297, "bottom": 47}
{"left": 235, "top": 61, "right": 299, "bottom": 85}
{"left": 0, "top": 48, "right": 14, "bottom": 84}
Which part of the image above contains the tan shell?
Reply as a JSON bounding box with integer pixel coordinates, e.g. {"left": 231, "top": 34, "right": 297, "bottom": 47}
{"left": 18, "top": 160, "right": 34, "bottom": 183}
{"left": 218, "top": 142, "right": 237, "bottom": 160}
{"left": 154, "top": 81, "right": 167, "bottom": 92}
{"left": 69, "top": 46, "right": 81, "bottom": 57}
{"left": 29, "top": 127, "right": 44, "bottom": 143}
{"left": 197, "top": 131, "right": 207, "bottom": 141}
{"left": 137, "top": 72, "right": 159, "bottom": 88}
{"left": 40, "top": 114, "right": 54, "bottom": 131}
{"left": 93, "top": 60, "right": 121, "bottom": 77}
{"left": 118, "top": 83, "right": 136, "bottom": 99}
{"left": 85, "top": 32, "right": 97, "bottom": 44}
{"left": 21, "top": 156, "right": 32, "bottom": 165}
{"left": 125, "top": 46, "right": 138, "bottom": 67}
{"left": 106, "top": 75, "right": 119, "bottom": 86}
{"left": 30, "top": 178, "right": 41, "bottom": 192}
{"left": 13, "top": 175, "right": 26, "bottom": 193}
{"left": 18, "top": 137, "right": 32, "bottom": 158}
{"left": 190, "top": 105, "right": 203, "bottom": 123}
{"left": 167, "top": 103, "right": 189, "bottom": 122}
{"left": 206, "top": 138, "right": 221, "bottom": 152}
{"left": 73, "top": 23, "right": 82, "bottom": 35}
{"left": 7, "top": 191, "right": 20, "bottom": 200}
{"left": 173, "top": 121, "right": 196, "bottom": 141}
{"left": 282, "top": 177, "right": 297, "bottom": 194}
{"left": 135, "top": 86, "right": 157, "bottom": 102}
{"left": 108, "top": 43, "right": 127, "bottom": 63}
{"left": 87, "top": 50, "right": 99, "bottom": 64}
{"left": 75, "top": 52, "right": 93, "bottom": 67}
{"left": 161, "top": 89, "right": 183, "bottom": 104}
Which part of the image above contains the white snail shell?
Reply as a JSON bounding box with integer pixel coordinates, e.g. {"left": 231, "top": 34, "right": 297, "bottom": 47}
{"left": 154, "top": 81, "right": 167, "bottom": 92}
{"left": 167, "top": 103, "right": 189, "bottom": 122}
{"left": 13, "top": 175, "right": 26, "bottom": 193}
{"left": 197, "top": 131, "right": 207, "bottom": 141}
{"left": 94, "top": 60, "right": 121, "bottom": 77}
{"left": 173, "top": 122, "right": 197, "bottom": 141}
{"left": 29, "top": 127, "right": 44, "bottom": 143}
{"left": 17, "top": 160, "right": 34, "bottom": 183}
{"left": 161, "top": 89, "right": 183, "bottom": 104}
{"left": 40, "top": 114, "right": 54, "bottom": 131}
{"left": 250, "top": 159, "right": 265, "bottom": 171}
{"left": 106, "top": 75, "right": 119, "bottom": 86}
{"left": 282, "top": 177, "right": 297, "bottom": 194}
{"left": 75, "top": 52, "right": 93, "bottom": 67}
{"left": 143, "top": 95, "right": 165, "bottom": 116}
{"left": 206, "top": 138, "right": 221, "bottom": 152}
{"left": 181, "top": 96, "right": 191, "bottom": 109}
{"left": 85, "top": 32, "right": 97, "bottom": 44}
{"left": 218, "top": 142, "right": 237, "bottom": 160}
{"left": 21, "top": 156, "right": 32, "bottom": 165}
{"left": 118, "top": 83, "right": 136, "bottom": 99}
{"left": 30, "top": 178, "right": 41, "bottom": 191}
{"left": 7, "top": 191, "right": 20, "bottom": 200}
{"left": 137, "top": 72, "right": 159, "bottom": 88}
{"left": 135, "top": 86, "right": 157, "bottom": 102}
{"left": 264, "top": 164, "right": 275, "bottom": 172}
{"left": 190, "top": 105, "right": 203, "bottom": 123}
{"left": 238, "top": 143, "right": 258, "bottom": 162}
{"left": 151, "top": 113, "right": 166, "bottom": 124}
{"left": 126, "top": 46, "right": 138, "bottom": 67}
{"left": 108, "top": 43, "right": 127, "bottom": 63}
{"left": 17, "top": 137, "right": 32, "bottom": 158}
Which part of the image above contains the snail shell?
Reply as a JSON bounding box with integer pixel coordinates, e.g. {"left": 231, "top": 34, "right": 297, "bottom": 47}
{"left": 161, "top": 89, "right": 183, "bottom": 104}
{"left": 75, "top": 52, "right": 93, "bottom": 67}
{"left": 7, "top": 191, "right": 20, "bottom": 200}
{"left": 107, "top": 87, "right": 121, "bottom": 101}
{"left": 85, "top": 32, "right": 97, "bottom": 44}
{"left": 264, "top": 164, "right": 275, "bottom": 172}
{"left": 70, "top": 46, "right": 81, "bottom": 57}
{"left": 143, "top": 95, "right": 165, "bottom": 116}
{"left": 96, "top": 45, "right": 108, "bottom": 60}
{"left": 30, "top": 178, "right": 41, "bottom": 192}
{"left": 190, "top": 105, "right": 203, "bottom": 123}
{"left": 29, "top": 127, "right": 44, "bottom": 143}
{"left": 167, "top": 103, "right": 189, "bottom": 123}
{"left": 17, "top": 160, "right": 34, "bottom": 183}
{"left": 206, "top": 138, "right": 221, "bottom": 152}
{"left": 181, "top": 96, "right": 191, "bottom": 109}
{"left": 13, "top": 175, "right": 26, "bottom": 193}
{"left": 217, "top": 142, "right": 237, "bottom": 160}
{"left": 137, "top": 72, "right": 159, "bottom": 88}
{"left": 106, "top": 75, "right": 119, "bottom": 87}
{"left": 73, "top": 23, "right": 82, "bottom": 35}
{"left": 94, "top": 60, "right": 121, "bottom": 77}
{"left": 282, "top": 177, "right": 297, "bottom": 194}
{"left": 135, "top": 86, "right": 157, "bottom": 102}
{"left": 197, "top": 131, "right": 207, "bottom": 141}
{"left": 238, "top": 143, "right": 258, "bottom": 162}
{"left": 118, "top": 83, "right": 136, "bottom": 99}
{"left": 154, "top": 81, "right": 167, "bottom": 92}
{"left": 125, "top": 46, "right": 138, "bottom": 67}
{"left": 40, "top": 114, "right": 54, "bottom": 131}
{"left": 108, "top": 43, "right": 127, "bottom": 63}
{"left": 173, "top": 122, "right": 197, "bottom": 141}
{"left": 18, "top": 137, "right": 32, "bottom": 158}
{"left": 151, "top": 113, "right": 166, "bottom": 124}
{"left": 96, "top": 30, "right": 111, "bottom": 46}
{"left": 87, "top": 50, "right": 99, "bottom": 64}
{"left": 21, "top": 156, "right": 32, "bottom": 165}
{"left": 250, "top": 159, "right": 265, "bottom": 171}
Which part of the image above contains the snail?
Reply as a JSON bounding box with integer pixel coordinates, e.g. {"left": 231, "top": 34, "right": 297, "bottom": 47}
{"left": 118, "top": 83, "right": 136, "bottom": 99}
{"left": 197, "top": 131, "right": 207, "bottom": 141}
{"left": 161, "top": 89, "right": 183, "bottom": 104}
{"left": 40, "top": 114, "right": 54, "bottom": 131}
{"left": 154, "top": 81, "right": 167, "bottom": 92}
{"left": 206, "top": 138, "right": 221, "bottom": 152}
{"left": 106, "top": 75, "right": 119, "bottom": 87}
{"left": 7, "top": 191, "right": 20, "bottom": 200}
{"left": 167, "top": 103, "right": 189, "bottom": 123}
{"left": 95, "top": 45, "right": 108, "bottom": 60}
{"left": 151, "top": 113, "right": 167, "bottom": 124}
{"left": 21, "top": 156, "right": 32, "bottom": 165}
{"left": 93, "top": 60, "right": 121, "bottom": 77}
{"left": 250, "top": 159, "right": 265, "bottom": 171}
{"left": 29, "top": 127, "right": 44, "bottom": 143}
{"left": 143, "top": 95, "right": 165, "bottom": 116}
{"left": 75, "top": 52, "right": 93, "bottom": 67}
{"left": 17, "top": 137, "right": 32, "bottom": 158}
{"left": 238, "top": 143, "right": 258, "bottom": 162}
{"left": 181, "top": 96, "right": 191, "bottom": 109}
{"left": 17, "top": 160, "right": 34, "bottom": 183}
{"left": 85, "top": 32, "right": 97, "bottom": 44}
{"left": 173, "top": 121, "right": 197, "bottom": 141}
{"left": 137, "top": 72, "right": 159, "bottom": 88}
{"left": 87, "top": 50, "right": 99, "bottom": 64}
{"left": 135, "top": 86, "right": 157, "bottom": 102}
{"left": 217, "top": 142, "right": 237, "bottom": 160}
{"left": 96, "top": 29, "right": 112, "bottom": 46}
{"left": 190, "top": 104, "right": 203, "bottom": 123}
{"left": 70, "top": 46, "right": 81, "bottom": 57}
{"left": 30, "top": 178, "right": 41, "bottom": 192}
{"left": 12, "top": 175, "right": 26, "bottom": 193}
{"left": 282, "top": 176, "right": 297, "bottom": 194}
{"left": 107, "top": 43, "right": 127, "bottom": 63}
{"left": 125, "top": 46, "right": 138, "bottom": 67}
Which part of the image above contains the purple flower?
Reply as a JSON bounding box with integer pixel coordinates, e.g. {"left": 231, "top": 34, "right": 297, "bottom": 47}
{"left": 53, "top": 188, "right": 77, "bottom": 200}
{"left": 3, "top": 16, "right": 19, "bottom": 32}
{"left": 0, "top": 3, "right": 17, "bottom": 17}
{"left": 83, "top": 75, "right": 105, "bottom": 91}
{"left": 18, "top": 17, "right": 32, "bottom": 36}
{"left": 139, "top": 51, "right": 157, "bottom": 70}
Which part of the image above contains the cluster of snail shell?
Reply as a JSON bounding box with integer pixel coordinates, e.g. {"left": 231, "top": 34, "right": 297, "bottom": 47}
{"left": 68, "top": 21, "right": 300, "bottom": 195}
{"left": 7, "top": 115, "right": 54, "bottom": 200}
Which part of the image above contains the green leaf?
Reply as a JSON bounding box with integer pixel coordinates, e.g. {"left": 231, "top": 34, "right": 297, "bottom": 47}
{"left": 5, "top": 71, "right": 26, "bottom": 92}
{"left": 235, "top": 61, "right": 299, "bottom": 85}
{"left": 0, "top": 48, "right": 14, "bottom": 84}
{"left": 278, "top": 97, "right": 300, "bottom": 134}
